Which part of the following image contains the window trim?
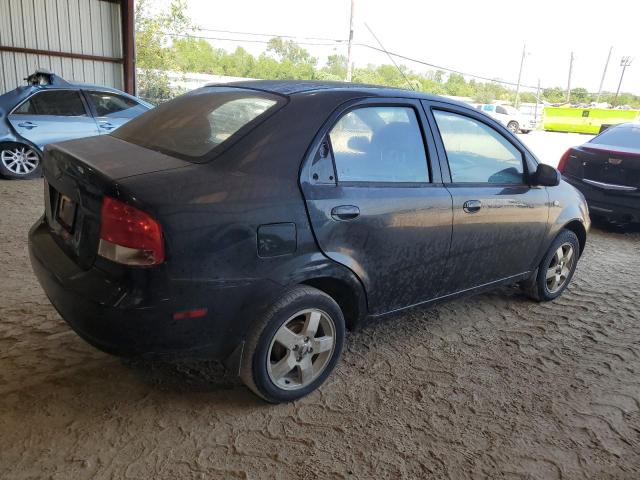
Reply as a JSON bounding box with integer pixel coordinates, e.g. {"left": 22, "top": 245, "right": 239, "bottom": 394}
{"left": 82, "top": 89, "right": 145, "bottom": 118}
{"left": 426, "top": 103, "right": 533, "bottom": 186}
{"left": 9, "top": 88, "right": 91, "bottom": 117}
{"left": 326, "top": 102, "right": 434, "bottom": 186}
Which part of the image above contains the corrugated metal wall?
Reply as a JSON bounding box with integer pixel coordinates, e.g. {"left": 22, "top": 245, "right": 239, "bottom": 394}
{"left": 0, "top": 0, "right": 124, "bottom": 94}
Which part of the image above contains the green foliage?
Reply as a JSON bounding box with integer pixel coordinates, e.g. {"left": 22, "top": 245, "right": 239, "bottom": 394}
{"left": 135, "top": 3, "right": 640, "bottom": 108}
{"left": 171, "top": 38, "right": 223, "bottom": 73}
{"left": 542, "top": 87, "right": 567, "bottom": 104}
{"left": 135, "top": 0, "right": 193, "bottom": 102}
{"left": 322, "top": 54, "right": 348, "bottom": 80}
{"left": 569, "top": 88, "right": 590, "bottom": 103}
{"left": 472, "top": 82, "right": 509, "bottom": 104}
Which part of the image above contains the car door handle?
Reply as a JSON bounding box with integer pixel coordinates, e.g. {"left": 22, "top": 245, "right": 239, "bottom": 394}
{"left": 463, "top": 200, "right": 482, "bottom": 213}
{"left": 99, "top": 122, "right": 115, "bottom": 130}
{"left": 18, "top": 122, "right": 38, "bottom": 129}
{"left": 331, "top": 205, "right": 360, "bottom": 221}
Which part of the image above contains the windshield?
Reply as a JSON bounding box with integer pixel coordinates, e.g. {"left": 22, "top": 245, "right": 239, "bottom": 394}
{"left": 112, "top": 87, "right": 283, "bottom": 161}
{"left": 590, "top": 124, "right": 640, "bottom": 149}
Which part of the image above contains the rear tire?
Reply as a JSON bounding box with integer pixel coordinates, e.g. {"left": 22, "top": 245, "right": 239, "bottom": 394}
{"left": 240, "top": 286, "right": 345, "bottom": 403}
{"left": 0, "top": 143, "right": 42, "bottom": 179}
{"left": 521, "top": 229, "right": 580, "bottom": 302}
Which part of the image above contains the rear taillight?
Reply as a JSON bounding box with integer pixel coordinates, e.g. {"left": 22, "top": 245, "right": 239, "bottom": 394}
{"left": 98, "top": 196, "right": 165, "bottom": 266}
{"left": 557, "top": 148, "right": 572, "bottom": 173}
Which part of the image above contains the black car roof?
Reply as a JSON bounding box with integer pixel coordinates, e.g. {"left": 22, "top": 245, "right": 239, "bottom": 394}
{"left": 206, "top": 79, "right": 467, "bottom": 106}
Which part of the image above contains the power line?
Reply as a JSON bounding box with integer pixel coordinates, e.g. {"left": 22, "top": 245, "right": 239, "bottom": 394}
{"left": 354, "top": 43, "right": 542, "bottom": 90}
{"left": 364, "top": 23, "right": 413, "bottom": 90}
{"left": 162, "top": 31, "right": 343, "bottom": 47}
{"left": 162, "top": 31, "right": 538, "bottom": 88}
{"left": 158, "top": 30, "right": 605, "bottom": 94}
{"left": 196, "top": 27, "right": 348, "bottom": 43}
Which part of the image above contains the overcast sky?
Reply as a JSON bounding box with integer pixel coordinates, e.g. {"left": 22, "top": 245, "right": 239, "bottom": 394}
{"left": 184, "top": 0, "right": 640, "bottom": 94}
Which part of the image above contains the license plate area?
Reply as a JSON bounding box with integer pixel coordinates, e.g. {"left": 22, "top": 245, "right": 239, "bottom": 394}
{"left": 56, "top": 193, "right": 77, "bottom": 232}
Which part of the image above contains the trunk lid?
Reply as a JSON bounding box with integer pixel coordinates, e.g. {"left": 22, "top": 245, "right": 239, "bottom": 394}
{"left": 42, "top": 135, "right": 189, "bottom": 269}
{"left": 568, "top": 144, "right": 640, "bottom": 191}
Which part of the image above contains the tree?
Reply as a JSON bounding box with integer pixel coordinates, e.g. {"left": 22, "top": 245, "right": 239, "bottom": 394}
{"left": 135, "top": 0, "right": 193, "bottom": 102}
{"left": 542, "top": 87, "right": 566, "bottom": 104}
{"left": 218, "top": 47, "right": 256, "bottom": 77}
{"left": 444, "top": 73, "right": 473, "bottom": 97}
{"left": 171, "top": 38, "right": 223, "bottom": 73}
{"left": 570, "top": 88, "right": 590, "bottom": 104}
{"left": 322, "top": 54, "right": 348, "bottom": 80}
{"left": 266, "top": 38, "right": 317, "bottom": 67}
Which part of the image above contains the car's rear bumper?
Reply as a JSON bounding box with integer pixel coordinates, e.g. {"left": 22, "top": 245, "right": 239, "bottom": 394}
{"left": 564, "top": 175, "right": 640, "bottom": 222}
{"left": 28, "top": 217, "right": 278, "bottom": 360}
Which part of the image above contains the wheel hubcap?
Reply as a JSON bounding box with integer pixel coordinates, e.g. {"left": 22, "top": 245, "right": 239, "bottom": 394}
{"left": 546, "top": 243, "right": 575, "bottom": 294}
{"left": 267, "top": 308, "right": 336, "bottom": 391}
{"left": 1, "top": 147, "right": 39, "bottom": 175}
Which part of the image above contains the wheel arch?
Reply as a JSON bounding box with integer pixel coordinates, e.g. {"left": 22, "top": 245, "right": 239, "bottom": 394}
{"left": 562, "top": 219, "right": 587, "bottom": 256}
{"left": 299, "top": 273, "right": 368, "bottom": 331}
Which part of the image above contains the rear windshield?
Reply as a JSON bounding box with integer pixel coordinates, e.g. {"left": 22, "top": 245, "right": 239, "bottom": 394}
{"left": 112, "top": 87, "right": 283, "bottom": 161}
{"left": 590, "top": 124, "right": 640, "bottom": 149}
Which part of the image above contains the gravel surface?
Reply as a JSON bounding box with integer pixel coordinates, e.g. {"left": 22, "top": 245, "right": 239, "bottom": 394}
{"left": 1, "top": 176, "right": 639, "bottom": 480}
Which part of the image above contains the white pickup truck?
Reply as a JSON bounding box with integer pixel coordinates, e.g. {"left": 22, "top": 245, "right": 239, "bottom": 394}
{"left": 477, "top": 104, "right": 536, "bottom": 134}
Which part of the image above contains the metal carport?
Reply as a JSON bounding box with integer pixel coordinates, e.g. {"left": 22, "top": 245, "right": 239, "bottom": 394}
{"left": 0, "top": 0, "right": 134, "bottom": 94}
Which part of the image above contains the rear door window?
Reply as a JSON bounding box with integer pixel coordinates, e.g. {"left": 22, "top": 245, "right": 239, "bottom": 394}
{"left": 86, "top": 91, "right": 147, "bottom": 118}
{"left": 433, "top": 110, "right": 525, "bottom": 184}
{"left": 14, "top": 90, "right": 87, "bottom": 116}
{"left": 112, "top": 87, "right": 282, "bottom": 161}
{"left": 329, "top": 106, "right": 429, "bottom": 183}
{"left": 590, "top": 125, "right": 640, "bottom": 149}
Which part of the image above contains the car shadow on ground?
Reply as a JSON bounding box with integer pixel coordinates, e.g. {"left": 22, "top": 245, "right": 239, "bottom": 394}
{"left": 590, "top": 217, "right": 640, "bottom": 235}
{"left": 120, "top": 285, "right": 524, "bottom": 398}
{"left": 122, "top": 357, "right": 244, "bottom": 393}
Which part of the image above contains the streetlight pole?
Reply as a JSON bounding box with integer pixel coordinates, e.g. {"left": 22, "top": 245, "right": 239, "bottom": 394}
{"left": 345, "top": 0, "right": 355, "bottom": 82}
{"left": 514, "top": 44, "right": 526, "bottom": 109}
{"left": 613, "top": 56, "right": 633, "bottom": 107}
{"left": 566, "top": 51, "right": 574, "bottom": 103}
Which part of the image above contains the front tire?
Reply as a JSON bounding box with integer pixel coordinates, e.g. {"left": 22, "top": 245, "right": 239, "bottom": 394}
{"left": 240, "top": 286, "right": 345, "bottom": 403}
{"left": 522, "top": 229, "right": 580, "bottom": 302}
{"left": 0, "top": 143, "right": 42, "bottom": 179}
{"left": 507, "top": 121, "right": 519, "bottom": 134}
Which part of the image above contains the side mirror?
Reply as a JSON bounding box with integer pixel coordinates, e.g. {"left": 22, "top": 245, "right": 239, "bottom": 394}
{"left": 531, "top": 163, "right": 561, "bottom": 187}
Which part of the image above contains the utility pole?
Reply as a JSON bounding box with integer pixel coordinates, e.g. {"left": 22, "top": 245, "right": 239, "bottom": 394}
{"left": 534, "top": 78, "right": 541, "bottom": 123}
{"left": 345, "top": 0, "right": 355, "bottom": 82}
{"left": 596, "top": 46, "right": 612, "bottom": 103}
{"left": 566, "top": 51, "right": 574, "bottom": 103}
{"left": 514, "top": 44, "right": 526, "bottom": 109}
{"left": 613, "top": 56, "right": 633, "bottom": 107}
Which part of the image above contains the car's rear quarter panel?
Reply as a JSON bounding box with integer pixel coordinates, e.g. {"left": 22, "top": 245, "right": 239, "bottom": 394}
{"left": 114, "top": 90, "right": 368, "bottom": 353}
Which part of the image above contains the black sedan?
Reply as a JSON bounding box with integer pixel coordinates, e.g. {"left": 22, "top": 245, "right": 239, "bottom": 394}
{"left": 29, "top": 81, "right": 590, "bottom": 402}
{"left": 559, "top": 122, "right": 640, "bottom": 223}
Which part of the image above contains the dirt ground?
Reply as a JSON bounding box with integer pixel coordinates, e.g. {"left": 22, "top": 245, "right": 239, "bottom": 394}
{"left": 1, "top": 177, "right": 639, "bottom": 480}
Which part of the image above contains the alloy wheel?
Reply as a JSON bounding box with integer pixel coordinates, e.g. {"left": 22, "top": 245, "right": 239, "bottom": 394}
{"left": 1, "top": 146, "right": 39, "bottom": 175}
{"left": 545, "top": 243, "right": 575, "bottom": 294}
{"left": 267, "top": 308, "right": 336, "bottom": 391}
